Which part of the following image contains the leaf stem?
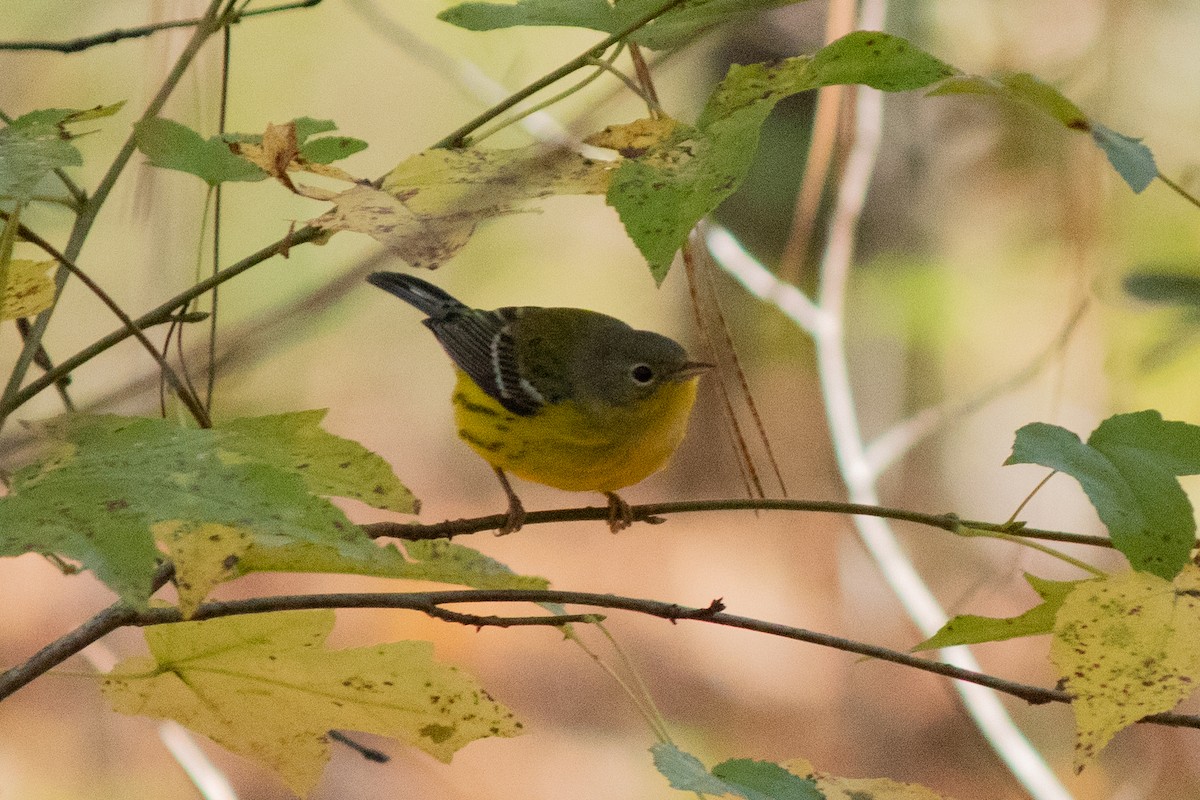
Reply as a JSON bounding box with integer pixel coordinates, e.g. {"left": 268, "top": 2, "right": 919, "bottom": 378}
{"left": 957, "top": 527, "right": 1106, "bottom": 576}
{"left": 0, "top": 226, "right": 320, "bottom": 418}
{"left": 430, "top": 0, "right": 692, "bottom": 150}
{"left": 1156, "top": 171, "right": 1200, "bottom": 212}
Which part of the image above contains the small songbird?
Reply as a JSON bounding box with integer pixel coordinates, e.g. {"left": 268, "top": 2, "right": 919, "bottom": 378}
{"left": 367, "top": 272, "right": 709, "bottom": 534}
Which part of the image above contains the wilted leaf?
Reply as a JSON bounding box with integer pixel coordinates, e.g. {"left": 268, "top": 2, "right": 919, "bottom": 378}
{"left": 1051, "top": 567, "right": 1200, "bottom": 770}
{"left": 101, "top": 610, "right": 522, "bottom": 796}
{"left": 230, "top": 119, "right": 364, "bottom": 189}
{"left": 309, "top": 183, "right": 476, "bottom": 269}
{"left": 312, "top": 145, "right": 612, "bottom": 268}
{"left": 913, "top": 574, "right": 1078, "bottom": 651}
{"left": 0, "top": 259, "right": 55, "bottom": 319}
{"left": 1006, "top": 411, "right": 1200, "bottom": 579}
{"left": 584, "top": 117, "right": 679, "bottom": 157}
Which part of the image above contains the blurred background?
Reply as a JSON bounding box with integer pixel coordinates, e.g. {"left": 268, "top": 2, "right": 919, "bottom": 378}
{"left": 2, "top": 0, "right": 1200, "bottom": 798}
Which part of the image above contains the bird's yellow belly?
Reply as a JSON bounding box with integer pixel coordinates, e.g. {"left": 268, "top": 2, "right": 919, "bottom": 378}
{"left": 451, "top": 370, "right": 698, "bottom": 493}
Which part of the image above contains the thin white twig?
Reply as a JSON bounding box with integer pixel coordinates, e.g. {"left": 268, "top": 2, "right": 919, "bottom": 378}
{"left": 704, "top": 224, "right": 825, "bottom": 334}
{"left": 711, "top": 0, "right": 1074, "bottom": 792}
{"left": 81, "top": 642, "right": 240, "bottom": 800}
{"left": 861, "top": 299, "right": 1088, "bottom": 476}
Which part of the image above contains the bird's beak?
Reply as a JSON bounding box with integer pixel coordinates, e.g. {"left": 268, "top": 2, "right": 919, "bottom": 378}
{"left": 675, "top": 361, "right": 714, "bottom": 379}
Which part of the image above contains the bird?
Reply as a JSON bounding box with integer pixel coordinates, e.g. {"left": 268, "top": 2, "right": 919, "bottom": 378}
{"left": 367, "top": 271, "right": 709, "bottom": 535}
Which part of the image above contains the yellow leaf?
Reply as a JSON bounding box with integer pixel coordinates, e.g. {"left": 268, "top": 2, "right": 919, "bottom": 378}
{"left": 1, "top": 259, "right": 54, "bottom": 320}
{"left": 154, "top": 520, "right": 253, "bottom": 618}
{"left": 309, "top": 144, "right": 613, "bottom": 268}
{"left": 1051, "top": 565, "right": 1200, "bottom": 770}
{"left": 784, "top": 758, "right": 962, "bottom": 799}
{"left": 383, "top": 144, "right": 612, "bottom": 214}
{"left": 584, "top": 116, "right": 679, "bottom": 157}
{"left": 100, "top": 610, "right": 522, "bottom": 796}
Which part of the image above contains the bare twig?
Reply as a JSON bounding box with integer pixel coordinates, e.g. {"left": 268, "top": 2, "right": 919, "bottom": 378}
{"left": 6, "top": 587, "right": 1200, "bottom": 736}
{"left": 364, "top": 497, "right": 1116, "bottom": 551}
{"left": 0, "top": 0, "right": 323, "bottom": 53}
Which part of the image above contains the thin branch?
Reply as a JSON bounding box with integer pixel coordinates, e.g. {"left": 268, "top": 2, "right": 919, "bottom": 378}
{"left": 0, "top": 562, "right": 174, "bottom": 701}
{"left": 430, "top": 0, "right": 692, "bottom": 150}
{"left": 0, "top": 0, "right": 231, "bottom": 434}
{"left": 363, "top": 497, "right": 1117, "bottom": 551}
{"left": 0, "top": 0, "right": 322, "bottom": 53}
{"left": 8, "top": 587, "right": 1200, "bottom": 733}
{"left": 862, "top": 299, "right": 1089, "bottom": 476}
{"left": 9, "top": 219, "right": 211, "bottom": 427}
{"left": 1157, "top": 171, "right": 1200, "bottom": 212}
{"left": 0, "top": 226, "right": 321, "bottom": 417}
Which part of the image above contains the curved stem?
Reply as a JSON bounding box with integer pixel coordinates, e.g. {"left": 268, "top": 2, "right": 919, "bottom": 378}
{"left": 430, "top": 0, "right": 691, "bottom": 150}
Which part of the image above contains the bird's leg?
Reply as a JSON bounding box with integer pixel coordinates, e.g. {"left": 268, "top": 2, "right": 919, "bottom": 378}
{"left": 493, "top": 467, "right": 526, "bottom": 535}
{"left": 603, "top": 491, "right": 634, "bottom": 533}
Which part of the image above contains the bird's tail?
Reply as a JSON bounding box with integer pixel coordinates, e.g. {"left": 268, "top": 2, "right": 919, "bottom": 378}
{"left": 367, "top": 272, "right": 466, "bottom": 317}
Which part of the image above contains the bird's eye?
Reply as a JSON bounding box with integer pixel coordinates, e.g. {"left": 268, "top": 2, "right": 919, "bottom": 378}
{"left": 630, "top": 364, "right": 655, "bottom": 384}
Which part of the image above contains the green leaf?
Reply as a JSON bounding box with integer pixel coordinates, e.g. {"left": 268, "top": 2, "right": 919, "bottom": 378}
{"left": 11, "top": 102, "right": 125, "bottom": 129}
{"left": 0, "top": 121, "right": 83, "bottom": 202}
{"left": 1006, "top": 411, "right": 1200, "bottom": 578}
{"left": 652, "top": 743, "right": 736, "bottom": 795}
{"left": 438, "top": 0, "right": 802, "bottom": 51}
{"left": 291, "top": 116, "right": 338, "bottom": 143}
{"left": 101, "top": 610, "right": 522, "bottom": 796}
{"left": 609, "top": 31, "right": 954, "bottom": 282}
{"left": 220, "top": 410, "right": 415, "bottom": 513}
{"left": 933, "top": 73, "right": 1087, "bottom": 127}
{"left": 652, "top": 745, "right": 822, "bottom": 800}
{"left": 1090, "top": 123, "right": 1157, "bottom": 193}
{"left": 133, "top": 117, "right": 266, "bottom": 186}
{"left": 913, "top": 574, "right": 1078, "bottom": 650}
{"left": 712, "top": 759, "right": 824, "bottom": 800}
{"left": 235, "top": 535, "right": 549, "bottom": 590}
{"left": 1123, "top": 270, "right": 1200, "bottom": 308}
{"left": 0, "top": 412, "right": 417, "bottom": 606}
{"left": 803, "top": 29, "right": 958, "bottom": 92}
{"left": 299, "top": 135, "right": 368, "bottom": 165}
{"left": 607, "top": 121, "right": 737, "bottom": 283}
{"left": 931, "top": 73, "right": 1155, "bottom": 193}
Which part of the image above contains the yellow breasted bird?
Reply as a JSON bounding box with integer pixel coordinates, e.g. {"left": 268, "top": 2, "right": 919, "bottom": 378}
{"left": 367, "top": 272, "right": 709, "bottom": 535}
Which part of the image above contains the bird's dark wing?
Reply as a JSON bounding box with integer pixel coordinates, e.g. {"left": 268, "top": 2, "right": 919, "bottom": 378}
{"left": 425, "top": 307, "right": 544, "bottom": 416}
